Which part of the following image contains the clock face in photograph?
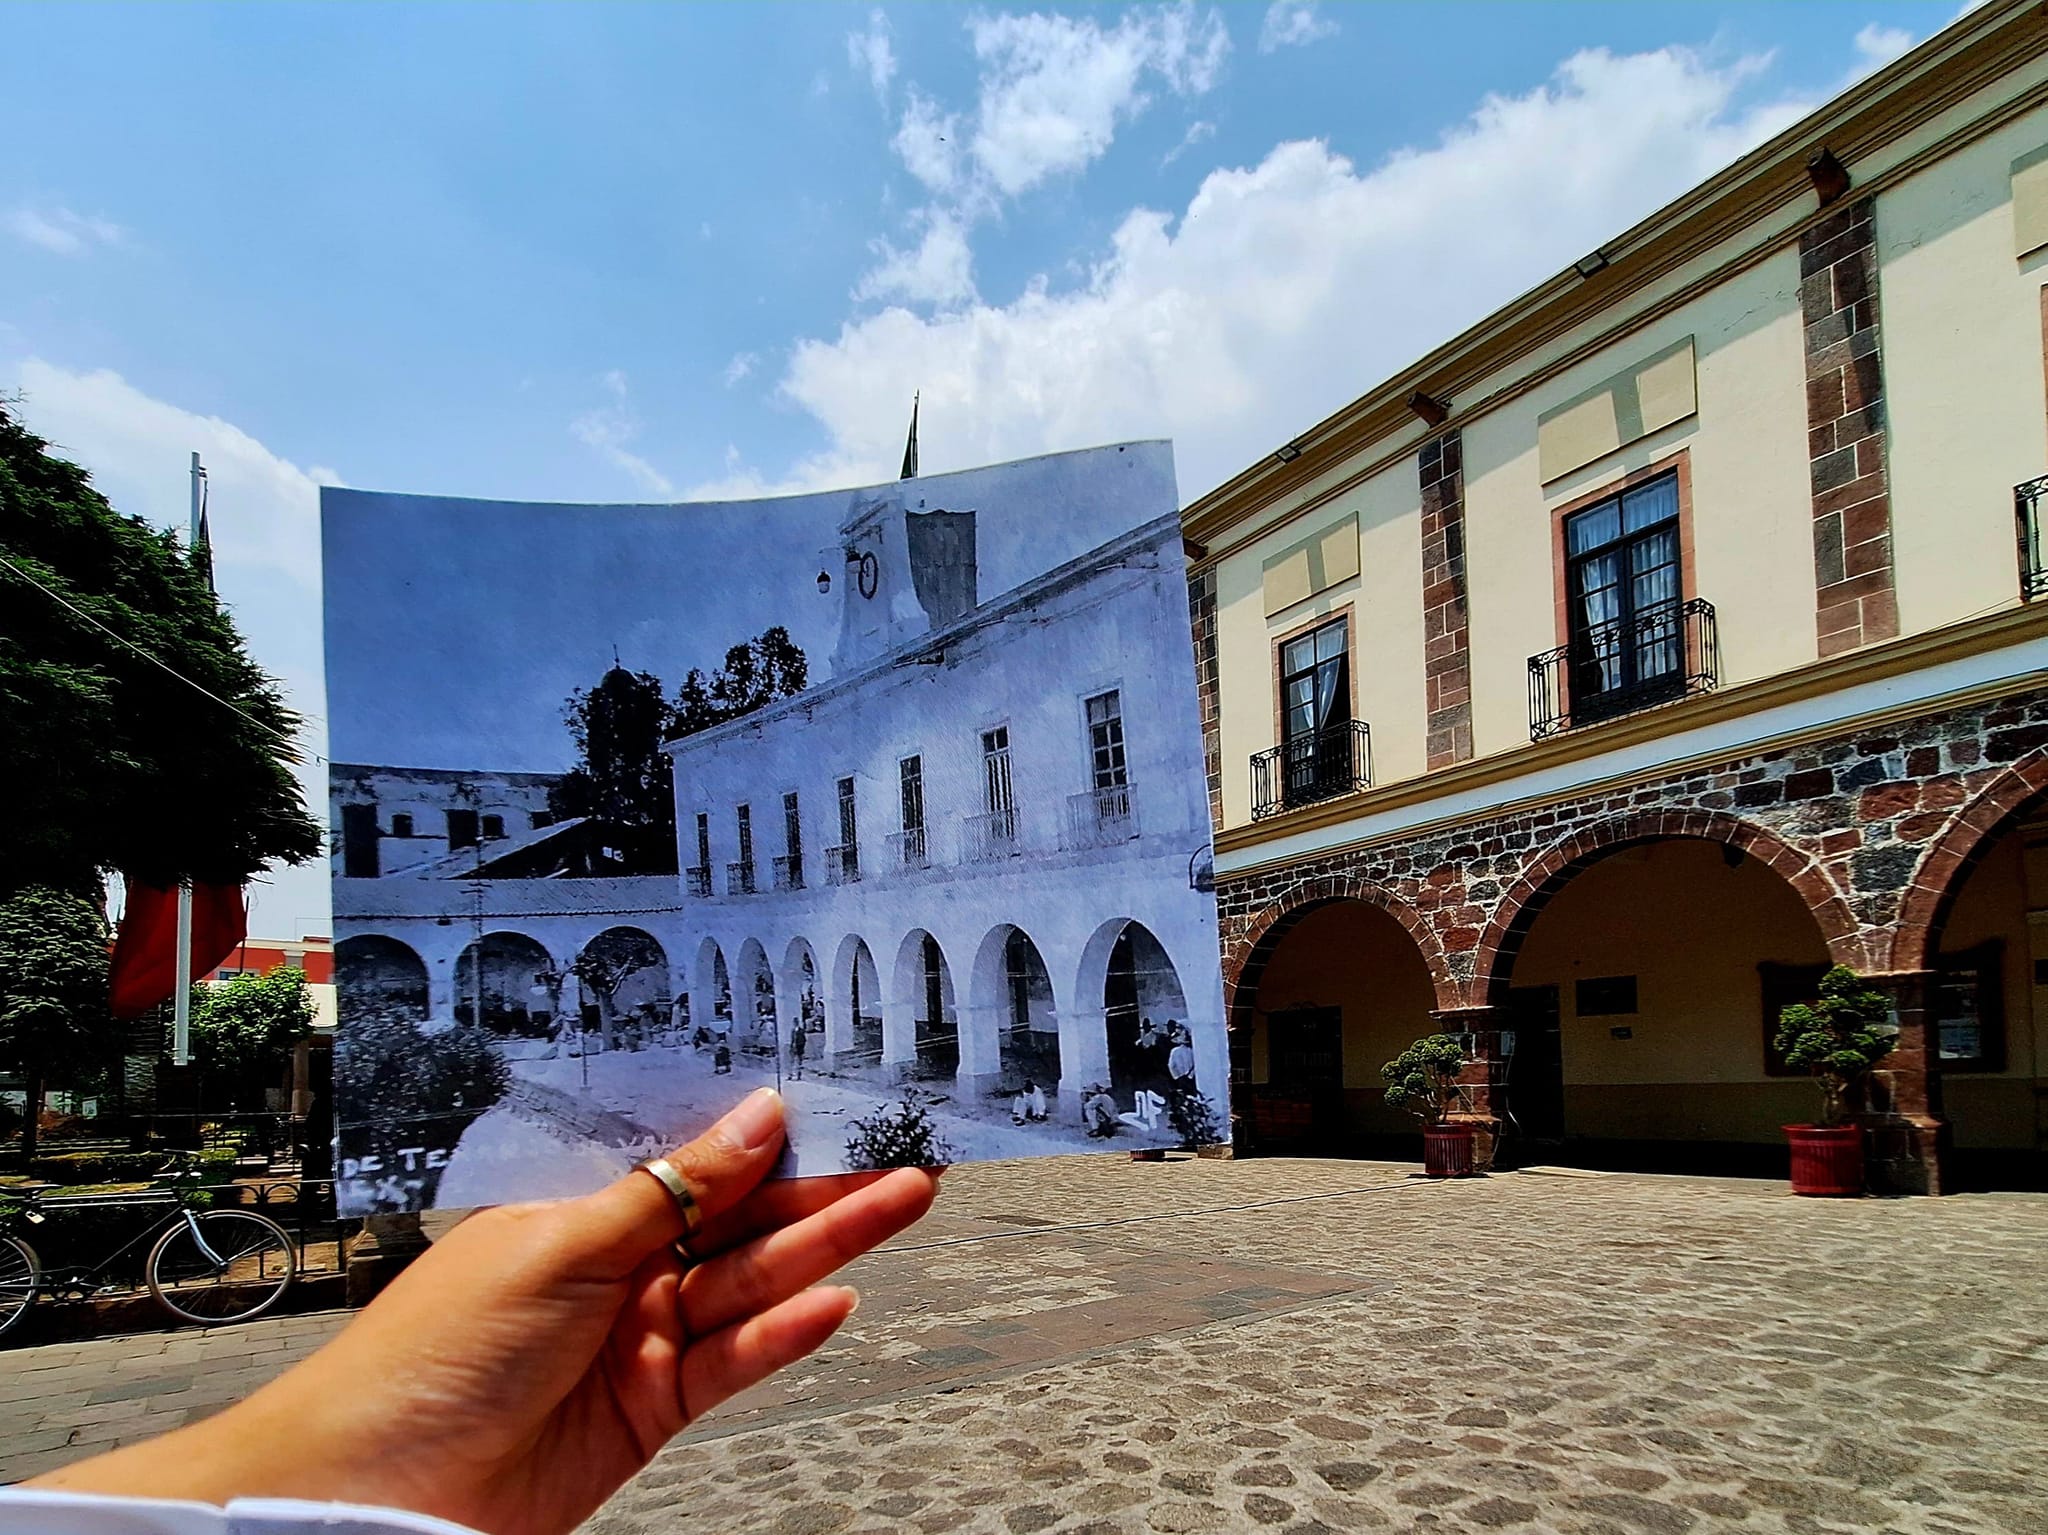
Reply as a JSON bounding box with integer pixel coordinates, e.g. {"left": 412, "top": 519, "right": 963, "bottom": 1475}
{"left": 857, "top": 551, "right": 879, "bottom": 599}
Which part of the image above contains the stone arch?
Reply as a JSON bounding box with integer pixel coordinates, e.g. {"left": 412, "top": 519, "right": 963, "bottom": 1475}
{"left": 1891, "top": 748, "right": 2048, "bottom": 973}
{"left": 891, "top": 928, "right": 959, "bottom": 1080}
{"left": 694, "top": 937, "right": 733, "bottom": 1025}
{"left": 1076, "top": 918, "right": 1190, "bottom": 1102}
{"left": 574, "top": 926, "right": 670, "bottom": 1049}
{"left": 335, "top": 933, "right": 430, "bottom": 1023}
{"left": 1472, "top": 809, "right": 1863, "bottom": 1007}
{"left": 1224, "top": 876, "right": 1452, "bottom": 1039}
{"left": 831, "top": 933, "right": 883, "bottom": 1066}
{"left": 454, "top": 931, "right": 556, "bottom": 1037}
{"left": 969, "top": 923, "right": 1060, "bottom": 1095}
{"left": 735, "top": 937, "right": 777, "bottom": 1053}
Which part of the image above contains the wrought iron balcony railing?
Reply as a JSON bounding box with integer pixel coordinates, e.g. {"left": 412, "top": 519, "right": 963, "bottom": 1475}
{"left": 684, "top": 864, "right": 712, "bottom": 898}
{"left": 771, "top": 853, "right": 803, "bottom": 891}
{"left": 2018, "top": 476, "right": 2048, "bottom": 600}
{"left": 726, "top": 859, "right": 756, "bottom": 896}
{"left": 887, "top": 826, "right": 929, "bottom": 870}
{"left": 1528, "top": 596, "right": 1718, "bottom": 740}
{"left": 1251, "top": 721, "right": 1371, "bottom": 821}
{"left": 824, "top": 843, "right": 860, "bottom": 885}
{"left": 1067, "top": 782, "right": 1138, "bottom": 848}
{"left": 962, "top": 806, "right": 1020, "bottom": 863}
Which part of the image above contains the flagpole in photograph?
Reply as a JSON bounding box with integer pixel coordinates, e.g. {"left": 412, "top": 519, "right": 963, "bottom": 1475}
{"left": 171, "top": 452, "right": 205, "bottom": 1067}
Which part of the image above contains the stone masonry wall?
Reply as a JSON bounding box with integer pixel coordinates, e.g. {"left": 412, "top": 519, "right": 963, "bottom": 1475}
{"left": 1219, "top": 682, "right": 2048, "bottom": 1012}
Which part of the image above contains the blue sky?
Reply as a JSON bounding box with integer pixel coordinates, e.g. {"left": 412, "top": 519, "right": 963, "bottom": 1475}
{"left": 0, "top": 1, "right": 1969, "bottom": 934}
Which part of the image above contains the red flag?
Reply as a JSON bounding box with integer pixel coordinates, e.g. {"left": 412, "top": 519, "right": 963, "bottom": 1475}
{"left": 109, "top": 881, "right": 247, "bottom": 1019}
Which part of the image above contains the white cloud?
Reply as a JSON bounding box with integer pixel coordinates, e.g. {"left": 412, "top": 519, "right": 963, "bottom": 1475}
{"left": 1852, "top": 23, "right": 1916, "bottom": 71}
{"left": 569, "top": 371, "right": 675, "bottom": 498}
{"left": 1162, "top": 119, "right": 1216, "bottom": 168}
{"left": 965, "top": 6, "right": 1230, "bottom": 196}
{"left": 847, "top": 10, "right": 897, "bottom": 99}
{"left": 1, "top": 357, "right": 334, "bottom": 937}
{"left": 7, "top": 205, "right": 124, "bottom": 255}
{"left": 723, "top": 351, "right": 759, "bottom": 388}
{"left": 743, "top": 44, "right": 1810, "bottom": 499}
{"left": 1259, "top": 1, "right": 1338, "bottom": 54}
{"left": 855, "top": 213, "right": 978, "bottom": 308}
{"left": 892, "top": 91, "right": 965, "bottom": 196}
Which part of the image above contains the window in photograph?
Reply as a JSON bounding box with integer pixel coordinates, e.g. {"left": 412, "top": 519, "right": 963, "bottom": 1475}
{"left": 1563, "top": 471, "right": 1683, "bottom": 721}
{"left": 480, "top": 814, "right": 505, "bottom": 840}
{"left": 736, "top": 804, "right": 753, "bottom": 867}
{"left": 982, "top": 726, "right": 1016, "bottom": 845}
{"left": 834, "top": 774, "right": 860, "bottom": 883}
{"left": 898, "top": 754, "right": 927, "bottom": 867}
{"left": 1575, "top": 975, "right": 1638, "bottom": 1016}
{"left": 1086, "top": 690, "right": 1127, "bottom": 789}
{"left": 390, "top": 813, "right": 414, "bottom": 838}
{"left": 1933, "top": 941, "right": 2005, "bottom": 1073}
{"left": 782, "top": 791, "right": 802, "bottom": 860}
{"left": 446, "top": 808, "right": 478, "bottom": 851}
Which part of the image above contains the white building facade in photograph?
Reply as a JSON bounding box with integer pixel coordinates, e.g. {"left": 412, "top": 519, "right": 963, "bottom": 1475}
{"left": 668, "top": 485, "right": 1226, "bottom": 1121}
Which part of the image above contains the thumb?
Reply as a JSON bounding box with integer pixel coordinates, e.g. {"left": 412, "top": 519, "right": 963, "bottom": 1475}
{"left": 572, "top": 1087, "right": 787, "bottom": 1276}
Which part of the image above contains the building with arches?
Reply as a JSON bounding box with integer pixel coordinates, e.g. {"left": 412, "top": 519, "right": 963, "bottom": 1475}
{"left": 1189, "top": 5, "right": 2048, "bottom": 1192}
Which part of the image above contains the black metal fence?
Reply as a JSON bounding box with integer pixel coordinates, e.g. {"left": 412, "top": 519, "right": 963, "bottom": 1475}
{"left": 1528, "top": 597, "right": 1718, "bottom": 740}
{"left": 2018, "top": 476, "right": 2048, "bottom": 600}
{"left": 1250, "top": 720, "right": 1372, "bottom": 820}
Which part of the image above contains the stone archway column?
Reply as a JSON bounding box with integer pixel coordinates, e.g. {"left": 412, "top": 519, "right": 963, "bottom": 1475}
{"left": 426, "top": 958, "right": 458, "bottom": 1028}
{"left": 957, "top": 1003, "right": 1003, "bottom": 1101}
{"left": 1056, "top": 1006, "right": 1112, "bottom": 1110}
{"left": 1432, "top": 1005, "right": 1504, "bottom": 1172}
{"left": 1860, "top": 970, "right": 1947, "bottom": 1195}
{"left": 820, "top": 969, "right": 850, "bottom": 1061}
{"left": 880, "top": 992, "right": 918, "bottom": 1082}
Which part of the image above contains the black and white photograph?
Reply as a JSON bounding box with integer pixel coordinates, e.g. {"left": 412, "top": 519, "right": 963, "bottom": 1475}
{"left": 322, "top": 440, "right": 1228, "bottom": 1215}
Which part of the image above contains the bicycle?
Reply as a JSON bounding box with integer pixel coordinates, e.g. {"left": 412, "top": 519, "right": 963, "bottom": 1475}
{"left": 0, "top": 1155, "right": 295, "bottom": 1337}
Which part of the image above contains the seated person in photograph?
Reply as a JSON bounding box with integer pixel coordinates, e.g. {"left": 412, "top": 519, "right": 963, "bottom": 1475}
{"left": 2, "top": 1090, "right": 940, "bottom": 1535}
{"left": 713, "top": 1038, "right": 733, "bottom": 1075}
{"left": 1081, "top": 1082, "right": 1121, "bottom": 1137}
{"left": 1010, "top": 1080, "right": 1048, "bottom": 1125}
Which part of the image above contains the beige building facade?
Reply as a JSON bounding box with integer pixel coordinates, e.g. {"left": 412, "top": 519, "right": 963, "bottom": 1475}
{"left": 1191, "top": 1, "right": 2048, "bottom": 1191}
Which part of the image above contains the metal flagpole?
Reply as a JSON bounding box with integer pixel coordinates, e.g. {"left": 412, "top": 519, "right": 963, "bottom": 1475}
{"left": 172, "top": 453, "right": 204, "bottom": 1066}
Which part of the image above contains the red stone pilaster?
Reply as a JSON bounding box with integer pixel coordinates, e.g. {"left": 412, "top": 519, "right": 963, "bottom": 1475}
{"left": 1419, "top": 432, "right": 1474, "bottom": 768}
{"left": 1799, "top": 196, "right": 1899, "bottom": 657}
{"left": 1860, "top": 970, "right": 1948, "bottom": 1196}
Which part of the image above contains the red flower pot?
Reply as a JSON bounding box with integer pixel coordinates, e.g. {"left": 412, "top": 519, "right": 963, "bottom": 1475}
{"left": 1785, "top": 1124, "right": 1865, "bottom": 1197}
{"left": 1422, "top": 1125, "right": 1476, "bottom": 1178}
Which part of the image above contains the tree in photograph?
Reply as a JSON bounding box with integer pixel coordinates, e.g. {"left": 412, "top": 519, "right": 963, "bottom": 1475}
{"left": 0, "top": 401, "right": 322, "bottom": 897}
{"left": 670, "top": 627, "right": 809, "bottom": 741}
{"left": 189, "top": 967, "right": 316, "bottom": 1110}
{"left": 1775, "top": 966, "right": 1896, "bottom": 1127}
{"left": 552, "top": 665, "right": 678, "bottom": 874}
{"left": 0, "top": 887, "right": 112, "bottom": 1161}
{"left": 570, "top": 930, "right": 665, "bottom": 1053}
{"left": 844, "top": 1093, "right": 956, "bottom": 1171}
{"left": 334, "top": 1002, "right": 510, "bottom": 1210}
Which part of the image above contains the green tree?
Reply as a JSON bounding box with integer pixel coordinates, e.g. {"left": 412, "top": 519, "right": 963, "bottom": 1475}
{"left": 1775, "top": 966, "right": 1896, "bottom": 1127}
{"left": 0, "top": 401, "right": 322, "bottom": 895}
{"left": 1380, "top": 1034, "right": 1467, "bottom": 1128}
{"left": 189, "top": 967, "right": 315, "bottom": 1108}
{"left": 552, "top": 665, "right": 677, "bottom": 873}
{"left": 0, "top": 887, "right": 112, "bottom": 1160}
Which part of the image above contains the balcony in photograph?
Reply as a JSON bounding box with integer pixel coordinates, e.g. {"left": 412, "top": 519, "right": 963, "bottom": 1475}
{"left": 1067, "top": 782, "right": 1138, "bottom": 848}
{"left": 962, "top": 806, "right": 1020, "bottom": 863}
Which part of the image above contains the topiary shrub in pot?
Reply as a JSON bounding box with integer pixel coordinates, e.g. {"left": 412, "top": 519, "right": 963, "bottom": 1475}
{"left": 1774, "top": 965, "right": 1895, "bottom": 1197}
{"left": 1381, "top": 1033, "right": 1474, "bottom": 1177}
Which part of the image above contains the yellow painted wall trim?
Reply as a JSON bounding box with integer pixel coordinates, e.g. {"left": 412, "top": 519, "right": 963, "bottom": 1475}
{"left": 1214, "top": 598, "right": 2048, "bottom": 865}
{"left": 1261, "top": 515, "right": 1361, "bottom": 618}
{"left": 1185, "top": 6, "right": 2048, "bottom": 561}
{"left": 1537, "top": 337, "right": 1698, "bottom": 483}
{"left": 2014, "top": 141, "right": 2048, "bottom": 255}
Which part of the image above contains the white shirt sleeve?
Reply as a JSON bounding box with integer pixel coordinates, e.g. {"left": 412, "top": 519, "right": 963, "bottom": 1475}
{"left": 0, "top": 1489, "right": 482, "bottom": 1535}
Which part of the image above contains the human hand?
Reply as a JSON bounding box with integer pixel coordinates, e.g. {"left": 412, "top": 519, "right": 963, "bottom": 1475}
{"left": 31, "top": 1088, "right": 940, "bottom": 1535}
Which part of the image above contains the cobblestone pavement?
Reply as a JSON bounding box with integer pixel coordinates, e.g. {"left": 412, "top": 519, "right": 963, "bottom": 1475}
{"left": 4, "top": 1158, "right": 2046, "bottom": 1535}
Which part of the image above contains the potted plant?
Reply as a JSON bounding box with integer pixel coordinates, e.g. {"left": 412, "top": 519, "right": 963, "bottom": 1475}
{"left": 1381, "top": 1033, "right": 1474, "bottom": 1177}
{"left": 1774, "top": 965, "right": 1895, "bottom": 1197}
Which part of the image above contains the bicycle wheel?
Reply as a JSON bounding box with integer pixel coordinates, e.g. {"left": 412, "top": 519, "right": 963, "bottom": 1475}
{"left": 0, "top": 1234, "right": 39, "bottom": 1339}
{"left": 147, "top": 1209, "right": 295, "bottom": 1326}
